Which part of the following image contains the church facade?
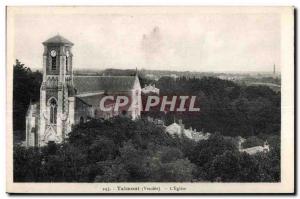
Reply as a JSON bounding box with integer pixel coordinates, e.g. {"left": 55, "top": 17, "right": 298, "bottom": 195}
{"left": 25, "top": 35, "right": 142, "bottom": 147}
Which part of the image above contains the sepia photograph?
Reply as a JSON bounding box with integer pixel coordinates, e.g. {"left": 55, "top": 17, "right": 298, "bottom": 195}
{"left": 6, "top": 6, "right": 294, "bottom": 194}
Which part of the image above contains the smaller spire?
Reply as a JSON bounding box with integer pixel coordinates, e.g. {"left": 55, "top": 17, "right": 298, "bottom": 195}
{"left": 135, "top": 67, "right": 139, "bottom": 77}
{"left": 273, "top": 64, "right": 276, "bottom": 79}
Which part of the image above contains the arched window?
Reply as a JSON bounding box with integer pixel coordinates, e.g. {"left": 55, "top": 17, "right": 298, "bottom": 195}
{"left": 49, "top": 98, "right": 57, "bottom": 124}
{"left": 80, "top": 116, "right": 84, "bottom": 124}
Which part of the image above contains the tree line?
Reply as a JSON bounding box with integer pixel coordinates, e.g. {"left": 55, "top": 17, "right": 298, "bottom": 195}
{"left": 14, "top": 117, "right": 280, "bottom": 182}
{"left": 141, "top": 75, "right": 280, "bottom": 137}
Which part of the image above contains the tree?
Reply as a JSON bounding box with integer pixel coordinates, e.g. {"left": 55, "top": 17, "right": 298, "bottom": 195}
{"left": 208, "top": 151, "right": 241, "bottom": 182}
{"left": 95, "top": 163, "right": 129, "bottom": 182}
{"left": 207, "top": 150, "right": 265, "bottom": 182}
{"left": 189, "top": 133, "right": 237, "bottom": 169}
{"left": 255, "top": 146, "right": 280, "bottom": 182}
{"left": 158, "top": 158, "right": 195, "bottom": 182}
{"left": 13, "top": 146, "right": 42, "bottom": 182}
{"left": 13, "top": 60, "right": 42, "bottom": 139}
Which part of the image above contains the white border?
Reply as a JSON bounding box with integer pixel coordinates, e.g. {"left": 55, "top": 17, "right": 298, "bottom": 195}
{"left": 3, "top": 4, "right": 296, "bottom": 195}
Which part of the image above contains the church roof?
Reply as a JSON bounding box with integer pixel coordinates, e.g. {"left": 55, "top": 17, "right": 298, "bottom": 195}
{"left": 73, "top": 75, "right": 137, "bottom": 94}
{"left": 43, "top": 35, "right": 74, "bottom": 45}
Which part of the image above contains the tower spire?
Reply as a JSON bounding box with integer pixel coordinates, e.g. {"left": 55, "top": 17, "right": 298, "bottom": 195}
{"left": 135, "top": 67, "right": 138, "bottom": 75}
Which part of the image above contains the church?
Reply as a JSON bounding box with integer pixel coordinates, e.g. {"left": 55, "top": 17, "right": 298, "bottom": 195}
{"left": 25, "top": 35, "right": 142, "bottom": 147}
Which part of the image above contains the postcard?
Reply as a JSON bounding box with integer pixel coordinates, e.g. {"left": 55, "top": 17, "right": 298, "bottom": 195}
{"left": 6, "top": 6, "right": 294, "bottom": 194}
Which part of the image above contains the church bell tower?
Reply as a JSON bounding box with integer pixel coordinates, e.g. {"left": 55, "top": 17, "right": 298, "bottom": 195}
{"left": 39, "top": 35, "right": 74, "bottom": 146}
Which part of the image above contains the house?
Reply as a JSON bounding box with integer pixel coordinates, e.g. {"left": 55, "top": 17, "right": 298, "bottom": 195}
{"left": 165, "top": 119, "right": 210, "bottom": 141}
{"left": 238, "top": 137, "right": 270, "bottom": 155}
{"left": 141, "top": 84, "right": 160, "bottom": 95}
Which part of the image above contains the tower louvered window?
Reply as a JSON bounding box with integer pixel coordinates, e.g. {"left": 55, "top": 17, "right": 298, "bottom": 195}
{"left": 49, "top": 98, "right": 57, "bottom": 124}
{"left": 52, "top": 56, "right": 56, "bottom": 70}
{"left": 66, "top": 57, "right": 68, "bottom": 72}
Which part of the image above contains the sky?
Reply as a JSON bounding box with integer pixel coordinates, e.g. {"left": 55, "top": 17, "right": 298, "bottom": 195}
{"left": 13, "top": 12, "right": 281, "bottom": 72}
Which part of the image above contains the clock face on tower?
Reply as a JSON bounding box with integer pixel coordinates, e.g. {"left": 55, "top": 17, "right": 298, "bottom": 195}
{"left": 50, "top": 50, "right": 57, "bottom": 57}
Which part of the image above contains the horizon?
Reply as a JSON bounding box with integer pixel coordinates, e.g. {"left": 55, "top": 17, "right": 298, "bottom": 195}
{"left": 22, "top": 64, "right": 280, "bottom": 75}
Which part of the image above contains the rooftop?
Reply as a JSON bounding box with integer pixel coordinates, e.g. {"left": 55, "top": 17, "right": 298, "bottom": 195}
{"left": 73, "top": 75, "right": 137, "bottom": 94}
{"left": 43, "top": 34, "right": 74, "bottom": 45}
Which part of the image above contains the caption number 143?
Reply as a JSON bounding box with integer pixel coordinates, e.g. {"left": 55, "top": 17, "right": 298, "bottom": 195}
{"left": 102, "top": 187, "right": 111, "bottom": 192}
